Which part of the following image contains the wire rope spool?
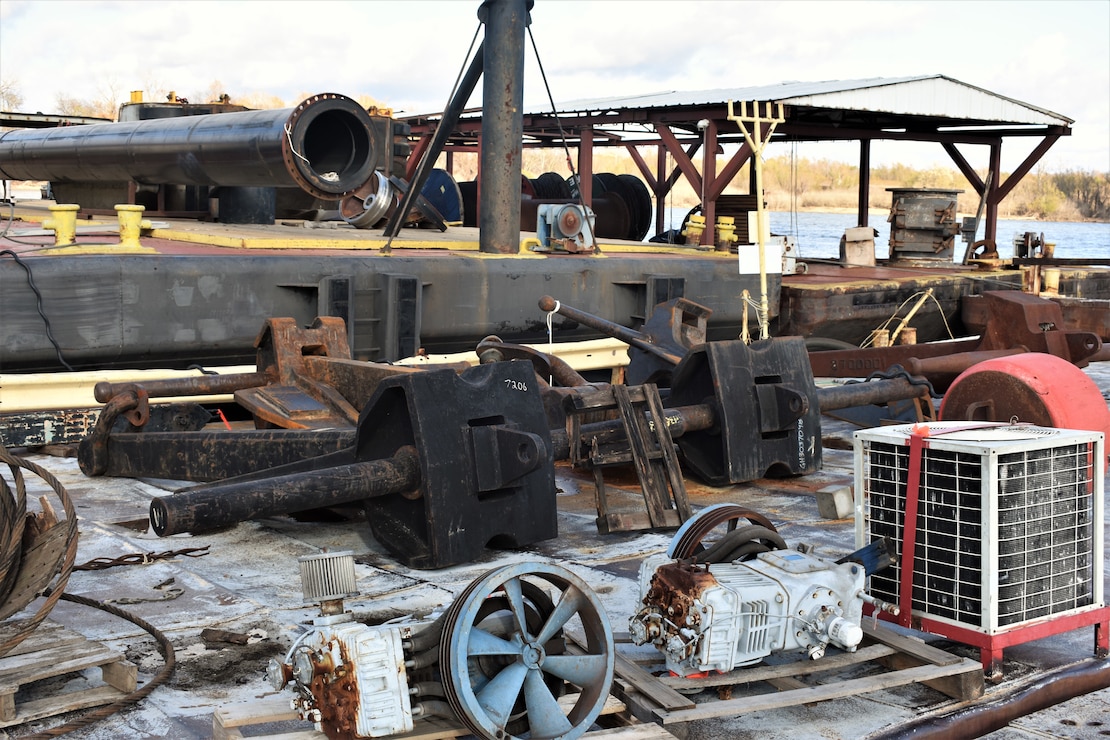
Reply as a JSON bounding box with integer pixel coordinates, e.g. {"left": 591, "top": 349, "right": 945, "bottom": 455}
{"left": 617, "top": 173, "right": 653, "bottom": 241}
{"left": 0, "top": 446, "right": 78, "bottom": 656}
{"left": 438, "top": 562, "right": 614, "bottom": 740}
{"left": 666, "top": 503, "right": 783, "bottom": 562}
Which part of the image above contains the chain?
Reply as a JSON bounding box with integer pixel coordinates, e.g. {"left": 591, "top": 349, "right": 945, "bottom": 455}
{"left": 74, "top": 545, "right": 210, "bottom": 571}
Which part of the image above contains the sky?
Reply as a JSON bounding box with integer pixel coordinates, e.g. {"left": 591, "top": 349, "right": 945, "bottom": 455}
{"left": 1, "top": 0, "right": 1108, "bottom": 174}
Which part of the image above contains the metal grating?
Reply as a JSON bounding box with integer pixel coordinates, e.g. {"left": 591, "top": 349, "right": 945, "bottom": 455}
{"left": 996, "top": 444, "right": 1095, "bottom": 624}
{"left": 859, "top": 429, "right": 1100, "bottom": 633}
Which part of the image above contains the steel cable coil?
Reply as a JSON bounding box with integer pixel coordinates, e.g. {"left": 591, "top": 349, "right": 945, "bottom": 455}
{"left": 0, "top": 445, "right": 79, "bottom": 657}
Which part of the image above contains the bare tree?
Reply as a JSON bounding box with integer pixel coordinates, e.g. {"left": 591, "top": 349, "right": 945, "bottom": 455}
{"left": 0, "top": 78, "right": 24, "bottom": 111}
{"left": 54, "top": 79, "right": 124, "bottom": 120}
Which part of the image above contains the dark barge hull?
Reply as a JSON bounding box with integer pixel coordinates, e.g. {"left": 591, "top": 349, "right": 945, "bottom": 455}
{"left": 1, "top": 223, "right": 766, "bottom": 372}
{"left": 4, "top": 208, "right": 1108, "bottom": 373}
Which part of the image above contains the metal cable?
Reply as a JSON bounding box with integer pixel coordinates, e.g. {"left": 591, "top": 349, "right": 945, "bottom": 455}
{"left": 0, "top": 447, "right": 176, "bottom": 737}
{"left": 0, "top": 248, "right": 75, "bottom": 372}
{"left": 1, "top": 197, "right": 76, "bottom": 370}
{"left": 20, "top": 592, "right": 177, "bottom": 739}
{"left": 0, "top": 446, "right": 78, "bottom": 657}
{"left": 526, "top": 24, "right": 600, "bottom": 252}
{"left": 843, "top": 364, "right": 941, "bottom": 399}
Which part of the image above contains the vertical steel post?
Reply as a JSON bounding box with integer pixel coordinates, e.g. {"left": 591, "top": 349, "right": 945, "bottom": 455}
{"left": 479, "top": 0, "right": 530, "bottom": 254}
{"left": 858, "top": 139, "right": 871, "bottom": 228}
{"left": 578, "top": 125, "right": 594, "bottom": 207}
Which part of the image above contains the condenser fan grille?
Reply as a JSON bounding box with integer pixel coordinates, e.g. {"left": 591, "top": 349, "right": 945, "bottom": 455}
{"left": 996, "top": 444, "right": 1095, "bottom": 624}
{"left": 862, "top": 437, "right": 1098, "bottom": 631}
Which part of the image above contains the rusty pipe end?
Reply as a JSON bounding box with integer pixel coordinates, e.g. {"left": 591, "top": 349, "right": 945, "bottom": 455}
{"left": 538, "top": 295, "right": 557, "bottom": 312}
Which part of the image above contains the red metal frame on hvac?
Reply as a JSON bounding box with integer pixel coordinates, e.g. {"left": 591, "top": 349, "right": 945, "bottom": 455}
{"left": 860, "top": 423, "right": 1109, "bottom": 678}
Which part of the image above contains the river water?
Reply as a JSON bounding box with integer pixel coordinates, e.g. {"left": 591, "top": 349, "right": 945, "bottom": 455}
{"left": 656, "top": 207, "right": 1110, "bottom": 261}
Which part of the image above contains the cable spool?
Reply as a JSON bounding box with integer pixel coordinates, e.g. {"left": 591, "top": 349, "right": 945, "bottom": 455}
{"left": 532, "top": 172, "right": 572, "bottom": 199}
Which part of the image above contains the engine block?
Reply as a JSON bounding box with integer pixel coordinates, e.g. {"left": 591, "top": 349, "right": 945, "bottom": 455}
{"left": 630, "top": 549, "right": 867, "bottom": 676}
{"left": 270, "top": 615, "right": 419, "bottom": 738}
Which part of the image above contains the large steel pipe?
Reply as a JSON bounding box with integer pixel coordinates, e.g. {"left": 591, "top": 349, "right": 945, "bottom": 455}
{"left": 0, "top": 93, "right": 376, "bottom": 200}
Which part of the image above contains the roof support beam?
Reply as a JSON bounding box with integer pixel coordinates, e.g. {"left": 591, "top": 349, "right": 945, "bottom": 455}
{"left": 654, "top": 123, "right": 703, "bottom": 196}
{"left": 858, "top": 140, "right": 871, "bottom": 229}
{"left": 708, "top": 134, "right": 755, "bottom": 199}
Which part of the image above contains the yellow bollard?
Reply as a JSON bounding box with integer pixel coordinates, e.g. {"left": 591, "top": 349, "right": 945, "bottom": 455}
{"left": 115, "top": 204, "right": 153, "bottom": 249}
{"left": 715, "top": 215, "right": 738, "bottom": 251}
{"left": 682, "top": 214, "right": 706, "bottom": 247}
{"left": 42, "top": 203, "right": 80, "bottom": 247}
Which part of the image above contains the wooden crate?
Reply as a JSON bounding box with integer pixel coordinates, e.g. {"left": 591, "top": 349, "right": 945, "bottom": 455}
{"left": 582, "top": 624, "right": 985, "bottom": 726}
{"left": 0, "top": 620, "right": 137, "bottom": 728}
{"left": 214, "top": 692, "right": 678, "bottom": 740}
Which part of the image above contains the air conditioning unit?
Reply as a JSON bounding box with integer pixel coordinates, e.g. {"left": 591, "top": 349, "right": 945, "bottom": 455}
{"left": 853, "top": 421, "right": 1108, "bottom": 676}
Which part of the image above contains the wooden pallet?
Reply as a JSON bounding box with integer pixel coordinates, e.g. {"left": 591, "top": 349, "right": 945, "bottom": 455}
{"left": 0, "top": 620, "right": 137, "bottom": 728}
{"left": 214, "top": 692, "right": 678, "bottom": 740}
{"left": 581, "top": 623, "right": 985, "bottom": 727}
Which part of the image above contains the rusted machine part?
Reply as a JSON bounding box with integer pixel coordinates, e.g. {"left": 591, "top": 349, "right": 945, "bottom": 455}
{"left": 533, "top": 336, "right": 930, "bottom": 485}
{"left": 92, "top": 372, "right": 271, "bottom": 404}
{"left": 150, "top": 446, "right": 421, "bottom": 536}
{"left": 870, "top": 659, "right": 1110, "bottom": 740}
{"left": 976, "top": 291, "right": 1102, "bottom": 362}
{"left": 940, "top": 353, "right": 1110, "bottom": 441}
{"left": 90, "top": 428, "right": 355, "bottom": 482}
{"left": 546, "top": 404, "right": 708, "bottom": 462}
{"left": 476, "top": 336, "right": 591, "bottom": 387}
{"left": 79, "top": 389, "right": 148, "bottom": 476}
{"left": 240, "top": 317, "right": 417, "bottom": 429}
{"left": 807, "top": 336, "right": 979, "bottom": 381}
{"left": 539, "top": 295, "right": 686, "bottom": 368}
{"left": 0, "top": 93, "right": 377, "bottom": 201}
{"left": 339, "top": 170, "right": 395, "bottom": 228}
{"left": 625, "top": 296, "right": 712, "bottom": 385}
{"left": 808, "top": 290, "right": 1103, "bottom": 391}
{"left": 900, "top": 348, "right": 1028, "bottom": 386}
{"left": 816, "top": 376, "right": 934, "bottom": 411}
{"left": 963, "top": 294, "right": 1110, "bottom": 342}
{"left": 667, "top": 503, "right": 780, "bottom": 560}
{"left": 557, "top": 374, "right": 931, "bottom": 460}
{"left": 143, "top": 362, "right": 556, "bottom": 569}
{"left": 78, "top": 317, "right": 425, "bottom": 482}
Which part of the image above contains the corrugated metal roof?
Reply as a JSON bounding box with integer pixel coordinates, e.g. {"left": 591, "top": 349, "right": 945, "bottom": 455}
{"left": 541, "top": 75, "right": 1072, "bottom": 126}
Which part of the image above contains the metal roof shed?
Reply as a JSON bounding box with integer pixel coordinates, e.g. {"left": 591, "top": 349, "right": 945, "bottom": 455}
{"left": 404, "top": 74, "right": 1072, "bottom": 248}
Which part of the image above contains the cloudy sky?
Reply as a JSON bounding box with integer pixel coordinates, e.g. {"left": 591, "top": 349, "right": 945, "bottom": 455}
{"left": 2, "top": 0, "right": 1107, "bottom": 173}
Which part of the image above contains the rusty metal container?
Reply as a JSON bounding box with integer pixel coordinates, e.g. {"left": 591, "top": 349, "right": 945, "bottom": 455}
{"left": 886, "top": 187, "right": 963, "bottom": 261}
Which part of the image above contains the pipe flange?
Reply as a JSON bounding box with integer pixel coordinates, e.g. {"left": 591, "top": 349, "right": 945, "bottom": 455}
{"left": 281, "top": 93, "right": 377, "bottom": 201}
